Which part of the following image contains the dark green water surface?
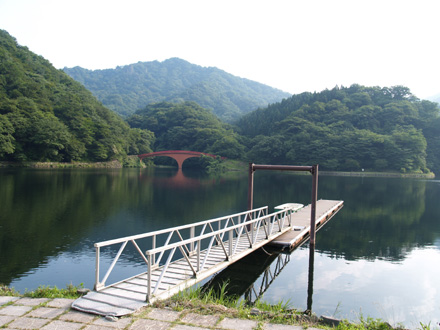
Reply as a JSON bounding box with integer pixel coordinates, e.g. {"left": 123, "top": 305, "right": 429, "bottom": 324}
{"left": 0, "top": 168, "right": 439, "bottom": 329}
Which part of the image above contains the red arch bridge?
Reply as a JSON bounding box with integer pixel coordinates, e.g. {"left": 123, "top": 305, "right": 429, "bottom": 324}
{"left": 138, "top": 150, "right": 224, "bottom": 169}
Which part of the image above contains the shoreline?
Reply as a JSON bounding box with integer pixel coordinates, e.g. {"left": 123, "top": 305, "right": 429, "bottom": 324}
{"left": 320, "top": 170, "right": 435, "bottom": 179}
{"left": 0, "top": 289, "right": 408, "bottom": 330}
{"left": 0, "top": 161, "right": 436, "bottom": 179}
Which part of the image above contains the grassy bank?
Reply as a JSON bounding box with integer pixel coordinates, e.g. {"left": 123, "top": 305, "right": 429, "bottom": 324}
{"left": 2, "top": 283, "right": 432, "bottom": 329}
{"left": 320, "top": 170, "right": 435, "bottom": 179}
{"left": 0, "top": 160, "right": 124, "bottom": 168}
{"left": 0, "top": 159, "right": 436, "bottom": 179}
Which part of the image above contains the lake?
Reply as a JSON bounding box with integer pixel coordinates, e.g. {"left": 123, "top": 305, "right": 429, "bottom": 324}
{"left": 0, "top": 167, "right": 439, "bottom": 329}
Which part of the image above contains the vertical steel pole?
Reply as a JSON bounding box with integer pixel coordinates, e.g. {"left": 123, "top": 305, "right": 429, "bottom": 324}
{"left": 247, "top": 163, "right": 254, "bottom": 211}
{"left": 94, "top": 246, "right": 100, "bottom": 291}
{"left": 307, "top": 242, "right": 315, "bottom": 313}
{"left": 310, "top": 164, "right": 319, "bottom": 246}
{"left": 152, "top": 235, "right": 156, "bottom": 267}
{"left": 247, "top": 163, "right": 255, "bottom": 236}
{"left": 190, "top": 227, "right": 195, "bottom": 254}
{"left": 147, "top": 253, "right": 152, "bottom": 302}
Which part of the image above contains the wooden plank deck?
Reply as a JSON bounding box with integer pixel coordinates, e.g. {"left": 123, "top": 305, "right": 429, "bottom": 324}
{"left": 269, "top": 199, "right": 344, "bottom": 250}
{"left": 72, "top": 199, "right": 343, "bottom": 317}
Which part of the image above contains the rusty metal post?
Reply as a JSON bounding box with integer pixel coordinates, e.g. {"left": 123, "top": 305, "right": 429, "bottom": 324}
{"left": 306, "top": 241, "right": 315, "bottom": 313}
{"left": 310, "top": 164, "right": 319, "bottom": 246}
{"left": 247, "top": 163, "right": 255, "bottom": 211}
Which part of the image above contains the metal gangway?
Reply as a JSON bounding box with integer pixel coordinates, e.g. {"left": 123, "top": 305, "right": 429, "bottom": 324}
{"left": 72, "top": 204, "right": 303, "bottom": 316}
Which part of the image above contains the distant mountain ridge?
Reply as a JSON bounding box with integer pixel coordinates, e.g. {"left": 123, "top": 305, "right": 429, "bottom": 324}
{"left": 63, "top": 58, "right": 291, "bottom": 122}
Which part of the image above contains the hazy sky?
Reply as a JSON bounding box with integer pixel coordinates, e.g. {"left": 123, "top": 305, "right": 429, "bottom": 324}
{"left": 1, "top": 0, "right": 439, "bottom": 99}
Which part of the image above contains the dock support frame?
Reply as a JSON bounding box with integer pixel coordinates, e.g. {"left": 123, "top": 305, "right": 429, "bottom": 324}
{"left": 247, "top": 163, "right": 319, "bottom": 246}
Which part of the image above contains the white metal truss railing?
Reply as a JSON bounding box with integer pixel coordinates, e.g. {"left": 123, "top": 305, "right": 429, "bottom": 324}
{"left": 142, "top": 206, "right": 297, "bottom": 302}
{"left": 94, "top": 206, "right": 268, "bottom": 291}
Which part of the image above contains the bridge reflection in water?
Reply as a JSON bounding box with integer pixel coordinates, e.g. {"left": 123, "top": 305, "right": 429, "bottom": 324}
{"left": 201, "top": 244, "right": 315, "bottom": 312}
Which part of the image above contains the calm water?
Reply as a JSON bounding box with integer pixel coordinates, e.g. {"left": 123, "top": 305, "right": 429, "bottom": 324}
{"left": 0, "top": 168, "right": 439, "bottom": 329}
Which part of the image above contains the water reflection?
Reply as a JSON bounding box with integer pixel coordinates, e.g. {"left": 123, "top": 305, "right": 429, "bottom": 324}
{"left": 317, "top": 176, "right": 440, "bottom": 261}
{"left": 1, "top": 169, "right": 440, "bottom": 329}
{"left": 0, "top": 168, "right": 248, "bottom": 288}
{"left": 202, "top": 248, "right": 293, "bottom": 305}
{"left": 139, "top": 168, "right": 210, "bottom": 189}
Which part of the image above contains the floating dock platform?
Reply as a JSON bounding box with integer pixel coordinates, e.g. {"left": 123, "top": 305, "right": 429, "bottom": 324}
{"left": 269, "top": 199, "right": 344, "bottom": 250}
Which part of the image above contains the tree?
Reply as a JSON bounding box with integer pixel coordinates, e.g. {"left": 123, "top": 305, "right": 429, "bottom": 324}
{"left": 29, "top": 116, "right": 73, "bottom": 161}
{"left": 246, "top": 135, "right": 287, "bottom": 164}
{"left": 0, "top": 114, "right": 15, "bottom": 157}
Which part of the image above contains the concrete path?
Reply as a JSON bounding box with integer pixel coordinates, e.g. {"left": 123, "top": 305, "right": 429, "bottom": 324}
{"left": 0, "top": 295, "right": 322, "bottom": 330}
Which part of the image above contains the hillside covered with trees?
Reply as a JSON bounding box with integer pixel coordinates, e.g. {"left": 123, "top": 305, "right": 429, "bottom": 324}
{"left": 127, "top": 101, "right": 245, "bottom": 159}
{"left": 0, "top": 30, "right": 154, "bottom": 163}
{"left": 1, "top": 29, "right": 439, "bottom": 175}
{"left": 238, "top": 85, "right": 440, "bottom": 174}
{"left": 63, "top": 58, "right": 291, "bottom": 123}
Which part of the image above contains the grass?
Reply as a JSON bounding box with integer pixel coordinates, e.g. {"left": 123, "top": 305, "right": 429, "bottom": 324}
{"left": 0, "top": 283, "right": 85, "bottom": 299}
{"left": 153, "top": 282, "right": 420, "bottom": 330}
{"left": 1, "top": 282, "right": 433, "bottom": 329}
{"left": 0, "top": 284, "right": 20, "bottom": 296}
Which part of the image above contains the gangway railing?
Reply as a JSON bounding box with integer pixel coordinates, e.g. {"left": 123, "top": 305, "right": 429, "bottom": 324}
{"left": 94, "top": 206, "right": 268, "bottom": 291}
{"left": 94, "top": 204, "right": 301, "bottom": 302}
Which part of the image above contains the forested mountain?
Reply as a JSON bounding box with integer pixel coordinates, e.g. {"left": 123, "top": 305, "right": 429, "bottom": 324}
{"left": 63, "top": 58, "right": 291, "bottom": 122}
{"left": 2, "top": 29, "right": 439, "bottom": 175}
{"left": 0, "top": 30, "right": 154, "bottom": 162}
{"left": 238, "top": 85, "right": 440, "bottom": 174}
{"left": 127, "top": 102, "right": 245, "bottom": 159}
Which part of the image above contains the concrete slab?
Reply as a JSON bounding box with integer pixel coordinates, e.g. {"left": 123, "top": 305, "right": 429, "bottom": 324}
{"left": 264, "top": 323, "right": 303, "bottom": 329}
{"left": 92, "top": 316, "right": 133, "bottom": 329}
{"left": 83, "top": 325, "right": 118, "bottom": 330}
{"left": 129, "top": 318, "right": 171, "bottom": 330}
{"left": 7, "top": 316, "right": 49, "bottom": 329}
{"left": 0, "top": 296, "right": 19, "bottom": 305}
{"left": 172, "top": 325, "right": 211, "bottom": 330}
{"left": 180, "top": 313, "right": 219, "bottom": 327}
{"left": 40, "top": 320, "right": 84, "bottom": 330}
{"left": 0, "top": 305, "right": 32, "bottom": 316}
{"left": 0, "top": 315, "right": 16, "bottom": 327}
{"left": 46, "top": 298, "right": 74, "bottom": 309}
{"left": 15, "top": 297, "right": 49, "bottom": 306}
{"left": 217, "top": 317, "right": 259, "bottom": 330}
{"left": 26, "top": 306, "right": 65, "bottom": 319}
{"left": 59, "top": 310, "right": 97, "bottom": 323}
{"left": 146, "top": 308, "right": 181, "bottom": 322}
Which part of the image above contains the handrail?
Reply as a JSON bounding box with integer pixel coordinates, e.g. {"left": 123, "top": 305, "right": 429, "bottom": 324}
{"left": 143, "top": 207, "right": 295, "bottom": 300}
{"left": 94, "top": 206, "right": 268, "bottom": 248}
{"left": 145, "top": 208, "right": 290, "bottom": 255}
{"left": 94, "top": 206, "right": 269, "bottom": 290}
{"left": 93, "top": 204, "right": 301, "bottom": 302}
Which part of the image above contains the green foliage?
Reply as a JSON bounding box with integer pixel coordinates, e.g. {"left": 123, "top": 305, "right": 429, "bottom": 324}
{"left": 238, "top": 85, "right": 439, "bottom": 174}
{"left": 64, "top": 58, "right": 290, "bottom": 123}
{"left": 127, "top": 101, "right": 245, "bottom": 162}
{"left": 0, "top": 29, "right": 154, "bottom": 163}
{"left": 0, "top": 284, "right": 19, "bottom": 296}
{"left": 0, "top": 114, "right": 15, "bottom": 157}
{"left": 2, "top": 29, "right": 439, "bottom": 173}
{"left": 23, "top": 284, "right": 84, "bottom": 299}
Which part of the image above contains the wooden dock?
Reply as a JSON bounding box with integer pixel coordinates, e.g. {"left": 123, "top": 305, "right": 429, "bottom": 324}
{"left": 72, "top": 200, "right": 343, "bottom": 317}
{"left": 269, "top": 199, "right": 344, "bottom": 250}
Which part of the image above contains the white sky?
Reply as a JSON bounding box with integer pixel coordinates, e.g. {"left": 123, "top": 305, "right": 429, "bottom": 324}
{"left": 1, "top": 0, "right": 439, "bottom": 99}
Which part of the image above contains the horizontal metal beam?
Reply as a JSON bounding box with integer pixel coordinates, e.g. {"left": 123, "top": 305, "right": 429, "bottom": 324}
{"left": 251, "top": 164, "right": 313, "bottom": 172}
{"left": 95, "top": 206, "right": 268, "bottom": 248}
